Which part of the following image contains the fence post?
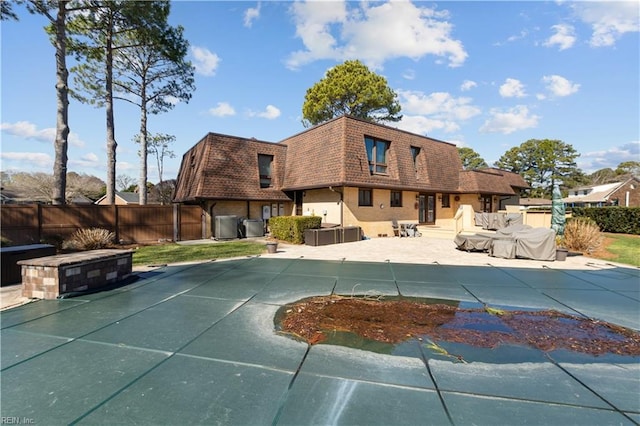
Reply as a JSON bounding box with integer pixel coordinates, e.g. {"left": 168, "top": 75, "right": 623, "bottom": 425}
{"left": 113, "top": 204, "right": 119, "bottom": 243}
{"left": 37, "top": 204, "right": 43, "bottom": 243}
{"left": 173, "top": 203, "right": 179, "bottom": 242}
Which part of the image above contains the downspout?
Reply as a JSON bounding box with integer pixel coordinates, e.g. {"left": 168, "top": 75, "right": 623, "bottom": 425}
{"left": 329, "top": 186, "right": 344, "bottom": 226}
{"left": 209, "top": 202, "right": 216, "bottom": 239}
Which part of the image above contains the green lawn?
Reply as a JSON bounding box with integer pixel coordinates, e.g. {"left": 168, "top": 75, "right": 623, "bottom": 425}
{"left": 132, "top": 241, "right": 267, "bottom": 266}
{"left": 593, "top": 233, "right": 640, "bottom": 267}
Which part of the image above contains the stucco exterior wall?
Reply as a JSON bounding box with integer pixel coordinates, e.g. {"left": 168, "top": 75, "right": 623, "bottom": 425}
{"left": 300, "top": 188, "right": 342, "bottom": 225}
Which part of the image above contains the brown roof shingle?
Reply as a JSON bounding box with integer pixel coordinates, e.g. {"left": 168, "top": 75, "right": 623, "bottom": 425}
{"left": 458, "top": 168, "right": 528, "bottom": 195}
{"left": 281, "top": 115, "right": 461, "bottom": 192}
{"left": 173, "top": 133, "right": 290, "bottom": 203}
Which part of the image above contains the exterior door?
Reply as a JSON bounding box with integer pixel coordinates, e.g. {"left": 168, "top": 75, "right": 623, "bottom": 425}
{"left": 481, "top": 195, "right": 492, "bottom": 212}
{"left": 418, "top": 194, "right": 436, "bottom": 225}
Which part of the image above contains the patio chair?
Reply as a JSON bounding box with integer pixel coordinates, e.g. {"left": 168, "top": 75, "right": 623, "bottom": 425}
{"left": 404, "top": 223, "right": 421, "bottom": 237}
{"left": 391, "top": 220, "right": 406, "bottom": 237}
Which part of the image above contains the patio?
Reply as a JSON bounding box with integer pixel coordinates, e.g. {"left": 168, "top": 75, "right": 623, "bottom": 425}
{"left": 1, "top": 239, "right": 639, "bottom": 425}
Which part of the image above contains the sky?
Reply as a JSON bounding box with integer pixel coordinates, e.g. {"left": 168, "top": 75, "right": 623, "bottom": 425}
{"left": 1, "top": 0, "right": 639, "bottom": 185}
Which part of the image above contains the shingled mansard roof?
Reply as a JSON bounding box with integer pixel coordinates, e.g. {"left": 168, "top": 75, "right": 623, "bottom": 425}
{"left": 458, "top": 168, "right": 530, "bottom": 195}
{"left": 173, "top": 133, "right": 289, "bottom": 203}
{"left": 280, "top": 115, "right": 461, "bottom": 193}
{"left": 174, "top": 115, "right": 527, "bottom": 203}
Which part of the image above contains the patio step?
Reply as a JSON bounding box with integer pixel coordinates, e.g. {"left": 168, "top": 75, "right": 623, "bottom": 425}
{"left": 417, "top": 226, "right": 456, "bottom": 240}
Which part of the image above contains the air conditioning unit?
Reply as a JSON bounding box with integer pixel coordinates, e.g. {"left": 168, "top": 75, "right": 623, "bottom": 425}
{"left": 243, "top": 219, "right": 264, "bottom": 238}
{"left": 215, "top": 215, "right": 238, "bottom": 240}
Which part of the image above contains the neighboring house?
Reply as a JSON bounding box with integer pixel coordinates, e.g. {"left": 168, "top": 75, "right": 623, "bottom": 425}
{"left": 0, "top": 189, "right": 16, "bottom": 204}
{"left": 519, "top": 198, "right": 553, "bottom": 209}
{"left": 69, "top": 194, "right": 95, "bottom": 205}
{"left": 563, "top": 177, "right": 640, "bottom": 207}
{"left": 95, "top": 191, "right": 140, "bottom": 205}
{"left": 174, "top": 115, "right": 529, "bottom": 238}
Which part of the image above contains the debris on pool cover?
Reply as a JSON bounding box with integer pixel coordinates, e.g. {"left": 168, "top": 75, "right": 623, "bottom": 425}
{"left": 276, "top": 295, "right": 640, "bottom": 358}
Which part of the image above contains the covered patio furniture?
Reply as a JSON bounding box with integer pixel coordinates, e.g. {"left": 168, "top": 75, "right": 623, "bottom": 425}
{"left": 456, "top": 224, "right": 556, "bottom": 261}
{"left": 454, "top": 233, "right": 493, "bottom": 252}
{"left": 489, "top": 238, "right": 517, "bottom": 259}
{"left": 512, "top": 227, "right": 557, "bottom": 261}
{"left": 495, "top": 223, "right": 532, "bottom": 236}
{"left": 474, "top": 212, "right": 524, "bottom": 231}
{"left": 505, "top": 213, "right": 523, "bottom": 226}
{"left": 455, "top": 224, "right": 532, "bottom": 252}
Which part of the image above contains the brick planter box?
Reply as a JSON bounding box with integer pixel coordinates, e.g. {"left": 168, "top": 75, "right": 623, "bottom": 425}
{"left": 1, "top": 244, "right": 56, "bottom": 286}
{"left": 18, "top": 249, "right": 133, "bottom": 299}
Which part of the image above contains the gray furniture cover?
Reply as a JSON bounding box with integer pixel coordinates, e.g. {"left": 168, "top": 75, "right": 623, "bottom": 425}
{"left": 512, "top": 227, "right": 557, "bottom": 261}
{"left": 457, "top": 225, "right": 556, "bottom": 261}
{"left": 495, "top": 223, "right": 532, "bottom": 236}
{"left": 489, "top": 238, "right": 517, "bottom": 259}
{"left": 454, "top": 233, "right": 494, "bottom": 251}
{"left": 474, "top": 212, "right": 524, "bottom": 230}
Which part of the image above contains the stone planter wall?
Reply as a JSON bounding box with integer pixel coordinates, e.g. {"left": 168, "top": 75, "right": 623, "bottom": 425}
{"left": 19, "top": 249, "right": 133, "bottom": 299}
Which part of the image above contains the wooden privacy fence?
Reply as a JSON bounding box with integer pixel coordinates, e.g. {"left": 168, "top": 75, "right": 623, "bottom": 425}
{"left": 1, "top": 204, "right": 204, "bottom": 245}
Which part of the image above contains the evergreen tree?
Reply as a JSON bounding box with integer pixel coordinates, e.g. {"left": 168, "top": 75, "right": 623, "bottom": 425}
{"left": 302, "top": 60, "right": 402, "bottom": 127}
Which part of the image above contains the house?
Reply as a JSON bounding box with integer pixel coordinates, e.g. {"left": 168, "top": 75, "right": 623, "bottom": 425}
{"left": 69, "top": 194, "right": 95, "bottom": 205}
{"left": 95, "top": 191, "right": 140, "bottom": 205}
{"left": 173, "top": 115, "right": 529, "bottom": 238}
{"left": 563, "top": 177, "right": 640, "bottom": 207}
{"left": 519, "top": 198, "right": 552, "bottom": 209}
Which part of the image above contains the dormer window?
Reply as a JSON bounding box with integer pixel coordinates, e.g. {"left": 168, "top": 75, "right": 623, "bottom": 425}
{"left": 258, "top": 154, "right": 273, "bottom": 188}
{"left": 410, "top": 146, "right": 420, "bottom": 170}
{"left": 364, "top": 136, "right": 390, "bottom": 175}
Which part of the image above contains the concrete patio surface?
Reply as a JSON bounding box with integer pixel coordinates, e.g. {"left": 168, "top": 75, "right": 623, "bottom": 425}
{"left": 1, "top": 237, "right": 639, "bottom": 425}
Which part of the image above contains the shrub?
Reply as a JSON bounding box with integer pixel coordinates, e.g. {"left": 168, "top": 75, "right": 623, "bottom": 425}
{"left": 572, "top": 207, "right": 640, "bottom": 235}
{"left": 63, "top": 228, "right": 116, "bottom": 250}
{"left": 562, "top": 217, "right": 602, "bottom": 254}
{"left": 41, "top": 234, "right": 64, "bottom": 249}
{"left": 269, "top": 216, "right": 322, "bottom": 244}
{"left": 0, "top": 236, "right": 12, "bottom": 247}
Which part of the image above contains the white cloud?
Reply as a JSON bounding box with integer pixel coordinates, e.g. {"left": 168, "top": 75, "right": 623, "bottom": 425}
{"left": 286, "top": 0, "right": 467, "bottom": 70}
{"left": 571, "top": 2, "right": 640, "bottom": 47}
{"left": 164, "top": 95, "right": 181, "bottom": 106}
{"left": 82, "top": 153, "right": 99, "bottom": 162}
{"left": 544, "top": 24, "right": 576, "bottom": 50}
{"left": 507, "top": 30, "right": 528, "bottom": 43}
{"left": 70, "top": 153, "right": 101, "bottom": 168}
{"left": 402, "top": 68, "right": 416, "bottom": 80}
{"left": 494, "top": 29, "right": 528, "bottom": 46}
{"left": 248, "top": 105, "right": 281, "bottom": 119}
{"left": 499, "top": 78, "right": 527, "bottom": 98}
{"left": 397, "top": 115, "right": 459, "bottom": 135}
{"left": 578, "top": 141, "right": 640, "bottom": 173}
{"left": 244, "top": 3, "right": 261, "bottom": 28}
{"left": 0, "top": 152, "right": 52, "bottom": 168}
{"left": 190, "top": 46, "right": 220, "bottom": 76}
{"left": 480, "top": 105, "right": 540, "bottom": 134}
{"left": 460, "top": 80, "right": 477, "bottom": 91}
{"left": 117, "top": 161, "right": 136, "bottom": 172}
{"left": 542, "top": 75, "right": 580, "bottom": 97}
{"left": 396, "top": 90, "right": 481, "bottom": 134}
{"left": 1, "top": 121, "right": 84, "bottom": 147}
{"left": 208, "top": 102, "right": 236, "bottom": 117}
